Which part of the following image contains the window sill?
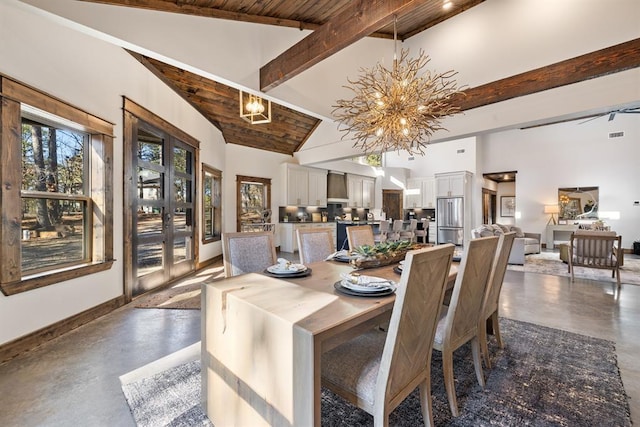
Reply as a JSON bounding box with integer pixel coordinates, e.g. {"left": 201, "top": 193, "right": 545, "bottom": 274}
{"left": 0, "top": 260, "right": 115, "bottom": 296}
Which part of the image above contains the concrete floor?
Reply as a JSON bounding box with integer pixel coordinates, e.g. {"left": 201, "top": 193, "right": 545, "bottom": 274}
{"left": 1, "top": 256, "right": 638, "bottom": 426}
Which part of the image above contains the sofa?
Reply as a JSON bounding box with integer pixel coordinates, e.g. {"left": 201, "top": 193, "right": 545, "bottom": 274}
{"left": 471, "top": 224, "right": 541, "bottom": 265}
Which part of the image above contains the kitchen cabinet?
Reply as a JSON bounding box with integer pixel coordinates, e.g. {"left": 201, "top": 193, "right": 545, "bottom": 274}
{"left": 278, "top": 222, "right": 337, "bottom": 253}
{"left": 435, "top": 171, "right": 471, "bottom": 197}
{"left": 308, "top": 169, "right": 328, "bottom": 206}
{"left": 404, "top": 177, "right": 435, "bottom": 208}
{"left": 282, "top": 164, "right": 327, "bottom": 207}
{"left": 347, "top": 174, "right": 375, "bottom": 208}
{"left": 362, "top": 178, "right": 375, "bottom": 208}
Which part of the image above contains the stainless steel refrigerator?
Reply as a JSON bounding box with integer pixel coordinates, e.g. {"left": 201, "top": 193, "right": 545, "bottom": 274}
{"left": 437, "top": 197, "right": 464, "bottom": 245}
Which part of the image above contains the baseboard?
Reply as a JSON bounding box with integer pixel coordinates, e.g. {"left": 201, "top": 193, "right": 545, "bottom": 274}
{"left": 196, "top": 254, "right": 222, "bottom": 270}
{"left": 0, "top": 295, "right": 126, "bottom": 365}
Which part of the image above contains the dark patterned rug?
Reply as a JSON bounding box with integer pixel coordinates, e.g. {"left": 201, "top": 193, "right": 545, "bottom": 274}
{"left": 121, "top": 319, "right": 631, "bottom": 426}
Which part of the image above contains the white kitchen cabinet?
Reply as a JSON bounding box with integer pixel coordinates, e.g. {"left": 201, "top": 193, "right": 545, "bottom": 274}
{"left": 347, "top": 174, "right": 375, "bottom": 208}
{"left": 308, "top": 169, "right": 328, "bottom": 206}
{"left": 435, "top": 171, "right": 470, "bottom": 197}
{"left": 362, "top": 177, "right": 375, "bottom": 208}
{"left": 404, "top": 177, "right": 435, "bottom": 208}
{"left": 282, "top": 164, "right": 327, "bottom": 207}
{"left": 347, "top": 174, "right": 363, "bottom": 207}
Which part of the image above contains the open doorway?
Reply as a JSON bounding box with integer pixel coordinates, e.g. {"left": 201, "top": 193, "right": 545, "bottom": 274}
{"left": 482, "top": 171, "right": 517, "bottom": 225}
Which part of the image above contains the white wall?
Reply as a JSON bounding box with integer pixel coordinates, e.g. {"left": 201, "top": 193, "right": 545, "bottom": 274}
{"left": 0, "top": 1, "right": 224, "bottom": 345}
{"left": 480, "top": 114, "right": 640, "bottom": 248}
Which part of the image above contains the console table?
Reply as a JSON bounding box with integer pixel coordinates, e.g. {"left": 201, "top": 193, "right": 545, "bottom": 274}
{"left": 546, "top": 224, "right": 578, "bottom": 249}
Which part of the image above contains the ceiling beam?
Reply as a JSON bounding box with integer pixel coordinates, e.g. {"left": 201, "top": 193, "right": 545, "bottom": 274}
{"left": 260, "top": 0, "right": 426, "bottom": 92}
{"left": 455, "top": 38, "right": 640, "bottom": 112}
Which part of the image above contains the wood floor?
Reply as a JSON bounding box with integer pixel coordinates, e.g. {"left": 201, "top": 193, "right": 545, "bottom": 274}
{"left": 1, "top": 258, "right": 638, "bottom": 426}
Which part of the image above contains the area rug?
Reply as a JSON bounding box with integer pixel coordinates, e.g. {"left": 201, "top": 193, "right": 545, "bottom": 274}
{"left": 120, "top": 319, "right": 631, "bottom": 426}
{"left": 508, "top": 251, "right": 640, "bottom": 285}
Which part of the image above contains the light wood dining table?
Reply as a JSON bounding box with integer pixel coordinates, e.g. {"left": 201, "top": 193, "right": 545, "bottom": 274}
{"left": 201, "top": 259, "right": 457, "bottom": 427}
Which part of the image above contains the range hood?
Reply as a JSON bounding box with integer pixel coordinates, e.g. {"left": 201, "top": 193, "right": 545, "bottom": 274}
{"left": 327, "top": 171, "right": 349, "bottom": 203}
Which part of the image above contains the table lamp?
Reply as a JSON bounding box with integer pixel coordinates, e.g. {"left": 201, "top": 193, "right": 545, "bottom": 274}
{"left": 544, "top": 205, "right": 560, "bottom": 225}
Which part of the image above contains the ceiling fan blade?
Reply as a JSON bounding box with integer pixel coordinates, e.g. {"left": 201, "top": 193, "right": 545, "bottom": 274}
{"left": 608, "top": 112, "right": 616, "bottom": 121}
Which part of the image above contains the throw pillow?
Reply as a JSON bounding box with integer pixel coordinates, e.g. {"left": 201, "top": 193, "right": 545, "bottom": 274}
{"left": 479, "top": 225, "right": 494, "bottom": 237}
{"left": 510, "top": 226, "right": 525, "bottom": 238}
{"left": 496, "top": 223, "right": 511, "bottom": 233}
{"left": 491, "top": 224, "right": 504, "bottom": 235}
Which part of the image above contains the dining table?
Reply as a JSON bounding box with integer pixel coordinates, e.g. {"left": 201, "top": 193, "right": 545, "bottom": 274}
{"left": 201, "top": 258, "right": 458, "bottom": 427}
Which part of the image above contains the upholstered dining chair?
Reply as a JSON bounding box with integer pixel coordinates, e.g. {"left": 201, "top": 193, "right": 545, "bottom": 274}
{"left": 296, "top": 227, "right": 335, "bottom": 264}
{"left": 221, "top": 231, "right": 277, "bottom": 278}
{"left": 346, "top": 225, "right": 375, "bottom": 250}
{"left": 433, "top": 236, "right": 499, "bottom": 417}
{"left": 478, "top": 232, "right": 516, "bottom": 369}
{"left": 321, "top": 244, "right": 455, "bottom": 426}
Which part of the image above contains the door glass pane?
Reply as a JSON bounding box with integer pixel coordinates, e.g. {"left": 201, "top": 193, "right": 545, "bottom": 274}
{"left": 173, "top": 147, "right": 191, "bottom": 174}
{"left": 137, "top": 206, "right": 163, "bottom": 236}
{"left": 173, "top": 236, "right": 192, "bottom": 263}
{"left": 174, "top": 177, "right": 192, "bottom": 203}
{"left": 174, "top": 207, "right": 192, "bottom": 232}
{"left": 138, "top": 168, "right": 163, "bottom": 200}
{"left": 21, "top": 198, "right": 86, "bottom": 272}
{"left": 138, "top": 131, "right": 163, "bottom": 164}
{"left": 137, "top": 241, "right": 163, "bottom": 277}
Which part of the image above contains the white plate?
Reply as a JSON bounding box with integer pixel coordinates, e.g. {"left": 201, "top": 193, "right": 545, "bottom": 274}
{"left": 339, "top": 273, "right": 396, "bottom": 292}
{"left": 267, "top": 264, "right": 307, "bottom": 274}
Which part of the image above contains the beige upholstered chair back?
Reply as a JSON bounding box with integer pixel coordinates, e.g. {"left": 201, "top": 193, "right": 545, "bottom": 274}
{"left": 222, "top": 231, "right": 277, "bottom": 277}
{"left": 296, "top": 227, "right": 335, "bottom": 264}
{"left": 377, "top": 244, "right": 455, "bottom": 405}
{"left": 442, "top": 236, "right": 499, "bottom": 346}
{"left": 482, "top": 232, "right": 516, "bottom": 319}
{"left": 346, "top": 225, "right": 375, "bottom": 249}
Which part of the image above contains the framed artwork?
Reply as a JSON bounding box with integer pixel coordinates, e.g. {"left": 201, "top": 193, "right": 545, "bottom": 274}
{"left": 500, "top": 196, "right": 516, "bottom": 217}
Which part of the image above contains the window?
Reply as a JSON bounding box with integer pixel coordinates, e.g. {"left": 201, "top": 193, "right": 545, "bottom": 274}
{"left": 236, "top": 175, "right": 271, "bottom": 232}
{"left": 202, "top": 165, "right": 222, "bottom": 243}
{"left": 0, "top": 76, "right": 114, "bottom": 296}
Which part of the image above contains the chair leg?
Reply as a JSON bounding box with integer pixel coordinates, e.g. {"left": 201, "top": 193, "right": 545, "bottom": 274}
{"left": 471, "top": 337, "right": 486, "bottom": 388}
{"left": 491, "top": 311, "right": 503, "bottom": 349}
{"left": 419, "top": 377, "right": 434, "bottom": 427}
{"left": 478, "top": 319, "right": 491, "bottom": 369}
{"left": 615, "top": 267, "right": 621, "bottom": 289}
{"left": 442, "top": 349, "right": 459, "bottom": 417}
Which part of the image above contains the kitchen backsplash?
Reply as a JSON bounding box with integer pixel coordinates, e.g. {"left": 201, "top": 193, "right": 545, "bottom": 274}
{"left": 278, "top": 205, "right": 370, "bottom": 222}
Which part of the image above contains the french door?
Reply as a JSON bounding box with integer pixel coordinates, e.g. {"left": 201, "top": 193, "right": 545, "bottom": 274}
{"left": 124, "top": 101, "right": 198, "bottom": 300}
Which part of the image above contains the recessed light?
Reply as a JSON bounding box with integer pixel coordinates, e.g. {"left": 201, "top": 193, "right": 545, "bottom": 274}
{"left": 443, "top": 1, "right": 453, "bottom": 10}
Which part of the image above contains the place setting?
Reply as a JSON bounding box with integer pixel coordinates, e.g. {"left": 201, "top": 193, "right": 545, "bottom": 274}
{"left": 326, "top": 250, "right": 358, "bottom": 263}
{"left": 393, "top": 260, "right": 404, "bottom": 275}
{"left": 263, "top": 258, "right": 311, "bottom": 278}
{"left": 334, "top": 272, "right": 397, "bottom": 297}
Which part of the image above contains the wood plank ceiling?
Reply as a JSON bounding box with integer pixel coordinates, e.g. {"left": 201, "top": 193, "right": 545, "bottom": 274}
{"left": 79, "top": 0, "right": 484, "bottom": 155}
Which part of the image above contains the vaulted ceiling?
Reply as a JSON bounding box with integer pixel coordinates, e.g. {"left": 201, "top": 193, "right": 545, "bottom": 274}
{"left": 78, "top": 0, "right": 485, "bottom": 155}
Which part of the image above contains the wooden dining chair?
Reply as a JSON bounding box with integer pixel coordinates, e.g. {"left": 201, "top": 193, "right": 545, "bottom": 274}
{"left": 321, "top": 244, "right": 455, "bottom": 426}
{"left": 433, "top": 236, "right": 498, "bottom": 417}
{"left": 346, "top": 225, "right": 375, "bottom": 250}
{"left": 296, "top": 227, "right": 335, "bottom": 264}
{"left": 221, "top": 231, "right": 277, "bottom": 277}
{"left": 478, "top": 232, "right": 516, "bottom": 369}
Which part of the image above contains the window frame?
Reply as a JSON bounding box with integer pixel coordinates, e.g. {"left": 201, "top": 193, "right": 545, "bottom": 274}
{"left": 202, "top": 164, "right": 222, "bottom": 244}
{"left": 0, "top": 75, "right": 114, "bottom": 296}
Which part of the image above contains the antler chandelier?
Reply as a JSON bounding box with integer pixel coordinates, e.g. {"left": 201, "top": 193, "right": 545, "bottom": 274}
{"left": 333, "top": 19, "right": 464, "bottom": 155}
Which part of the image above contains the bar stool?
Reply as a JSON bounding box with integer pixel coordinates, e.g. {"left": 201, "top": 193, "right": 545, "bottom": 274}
{"left": 388, "top": 219, "right": 404, "bottom": 242}
{"left": 374, "top": 219, "right": 390, "bottom": 244}
{"left": 399, "top": 219, "right": 418, "bottom": 242}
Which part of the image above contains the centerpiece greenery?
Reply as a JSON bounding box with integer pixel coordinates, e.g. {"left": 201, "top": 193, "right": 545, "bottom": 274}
{"left": 350, "top": 240, "right": 429, "bottom": 269}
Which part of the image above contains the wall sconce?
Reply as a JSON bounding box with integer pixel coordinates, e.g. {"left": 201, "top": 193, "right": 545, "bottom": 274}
{"left": 239, "top": 90, "right": 271, "bottom": 124}
{"left": 544, "top": 204, "right": 560, "bottom": 225}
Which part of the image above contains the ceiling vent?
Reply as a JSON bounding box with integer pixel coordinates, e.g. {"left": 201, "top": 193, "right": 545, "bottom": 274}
{"left": 608, "top": 131, "right": 624, "bottom": 139}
